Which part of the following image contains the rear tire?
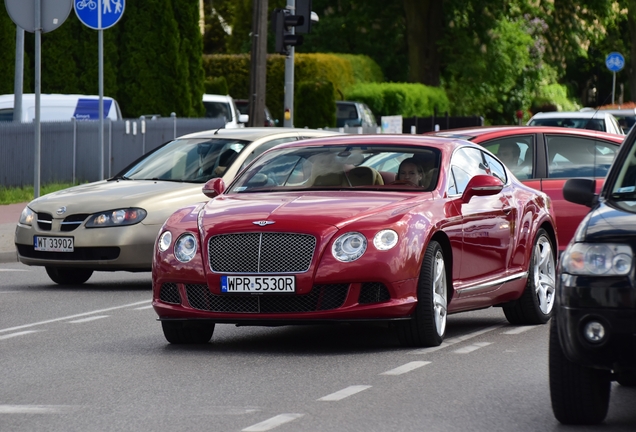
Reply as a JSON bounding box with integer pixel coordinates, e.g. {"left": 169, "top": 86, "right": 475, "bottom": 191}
{"left": 397, "top": 241, "right": 448, "bottom": 347}
{"left": 161, "top": 321, "right": 214, "bottom": 344}
{"left": 504, "top": 228, "right": 555, "bottom": 324}
{"left": 45, "top": 267, "right": 93, "bottom": 285}
{"left": 549, "top": 319, "right": 611, "bottom": 424}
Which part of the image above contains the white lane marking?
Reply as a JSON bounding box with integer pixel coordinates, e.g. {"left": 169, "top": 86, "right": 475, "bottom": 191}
{"left": 68, "top": 315, "right": 109, "bottom": 324}
{"left": 242, "top": 413, "right": 304, "bottom": 431}
{"left": 0, "top": 330, "right": 39, "bottom": 340}
{"left": 454, "top": 341, "right": 492, "bottom": 354}
{"left": 133, "top": 305, "right": 154, "bottom": 310}
{"left": 502, "top": 326, "right": 538, "bottom": 335}
{"left": 381, "top": 361, "right": 431, "bottom": 376}
{"left": 317, "top": 385, "right": 372, "bottom": 402}
{"left": 409, "top": 324, "right": 504, "bottom": 355}
{"left": 0, "top": 405, "right": 77, "bottom": 414}
{"left": 0, "top": 300, "right": 151, "bottom": 334}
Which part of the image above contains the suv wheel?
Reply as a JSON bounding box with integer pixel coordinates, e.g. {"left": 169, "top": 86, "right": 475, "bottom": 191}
{"left": 549, "top": 319, "right": 611, "bottom": 424}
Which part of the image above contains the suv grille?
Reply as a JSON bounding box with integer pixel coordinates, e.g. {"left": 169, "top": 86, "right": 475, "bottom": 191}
{"left": 208, "top": 233, "right": 316, "bottom": 273}
{"left": 186, "top": 284, "right": 348, "bottom": 313}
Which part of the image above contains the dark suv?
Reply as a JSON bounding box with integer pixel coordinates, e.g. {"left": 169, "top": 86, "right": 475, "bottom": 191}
{"left": 549, "top": 127, "right": 635, "bottom": 424}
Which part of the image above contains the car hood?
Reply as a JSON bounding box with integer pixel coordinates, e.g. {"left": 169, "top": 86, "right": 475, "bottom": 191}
{"left": 27, "top": 180, "right": 208, "bottom": 225}
{"left": 578, "top": 201, "right": 636, "bottom": 242}
{"left": 200, "top": 192, "right": 425, "bottom": 231}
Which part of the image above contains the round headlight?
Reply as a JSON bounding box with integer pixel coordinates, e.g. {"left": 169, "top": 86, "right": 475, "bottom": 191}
{"left": 585, "top": 245, "right": 613, "bottom": 275}
{"left": 373, "top": 230, "right": 398, "bottom": 250}
{"left": 158, "top": 231, "right": 172, "bottom": 252}
{"left": 332, "top": 232, "right": 367, "bottom": 262}
{"left": 174, "top": 233, "right": 197, "bottom": 262}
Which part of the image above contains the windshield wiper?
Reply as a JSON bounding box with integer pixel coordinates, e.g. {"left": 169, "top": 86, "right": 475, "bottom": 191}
{"left": 109, "top": 174, "right": 131, "bottom": 181}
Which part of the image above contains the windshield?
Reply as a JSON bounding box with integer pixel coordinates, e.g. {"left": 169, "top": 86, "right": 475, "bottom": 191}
{"left": 611, "top": 138, "right": 636, "bottom": 202}
{"left": 120, "top": 138, "right": 248, "bottom": 183}
{"left": 228, "top": 145, "right": 441, "bottom": 193}
{"left": 529, "top": 117, "right": 606, "bottom": 132}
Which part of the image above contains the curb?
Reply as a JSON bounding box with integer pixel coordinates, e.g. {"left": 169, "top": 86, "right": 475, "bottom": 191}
{"left": 0, "top": 250, "right": 17, "bottom": 264}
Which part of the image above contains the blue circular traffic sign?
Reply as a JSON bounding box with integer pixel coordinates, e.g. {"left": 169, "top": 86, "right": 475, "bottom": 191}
{"left": 606, "top": 52, "right": 625, "bottom": 72}
{"left": 74, "top": 0, "right": 125, "bottom": 30}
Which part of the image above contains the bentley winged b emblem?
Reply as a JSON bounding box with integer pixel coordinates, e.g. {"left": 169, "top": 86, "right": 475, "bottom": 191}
{"left": 252, "top": 220, "right": 275, "bottom": 227}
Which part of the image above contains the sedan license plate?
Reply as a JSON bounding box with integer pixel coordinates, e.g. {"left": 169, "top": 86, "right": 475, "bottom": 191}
{"left": 34, "top": 236, "right": 74, "bottom": 252}
{"left": 221, "top": 276, "right": 295, "bottom": 293}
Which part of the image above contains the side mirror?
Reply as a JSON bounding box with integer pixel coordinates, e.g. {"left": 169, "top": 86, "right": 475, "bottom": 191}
{"left": 238, "top": 114, "right": 249, "bottom": 124}
{"left": 563, "top": 178, "right": 598, "bottom": 207}
{"left": 202, "top": 178, "right": 225, "bottom": 198}
{"left": 461, "top": 175, "right": 503, "bottom": 203}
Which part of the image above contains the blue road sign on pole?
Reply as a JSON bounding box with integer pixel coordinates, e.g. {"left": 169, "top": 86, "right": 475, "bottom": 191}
{"left": 74, "top": 0, "right": 124, "bottom": 30}
{"left": 606, "top": 52, "right": 625, "bottom": 72}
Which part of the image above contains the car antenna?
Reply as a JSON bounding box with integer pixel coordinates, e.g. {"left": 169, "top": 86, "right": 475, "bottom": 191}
{"left": 583, "top": 92, "right": 613, "bottom": 131}
{"left": 214, "top": 127, "right": 222, "bottom": 134}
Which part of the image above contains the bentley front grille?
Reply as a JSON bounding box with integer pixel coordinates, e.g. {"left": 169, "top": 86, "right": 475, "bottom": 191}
{"left": 208, "top": 233, "right": 316, "bottom": 273}
{"left": 185, "top": 284, "right": 349, "bottom": 313}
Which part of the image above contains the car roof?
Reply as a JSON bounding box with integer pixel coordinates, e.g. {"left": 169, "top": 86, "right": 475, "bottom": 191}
{"left": 263, "top": 133, "right": 472, "bottom": 152}
{"left": 177, "top": 127, "right": 341, "bottom": 141}
{"left": 428, "top": 125, "right": 625, "bottom": 142}
{"left": 530, "top": 111, "right": 615, "bottom": 119}
{"left": 202, "top": 94, "right": 233, "bottom": 102}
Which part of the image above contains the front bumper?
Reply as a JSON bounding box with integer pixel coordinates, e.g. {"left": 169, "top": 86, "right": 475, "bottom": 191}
{"left": 556, "top": 273, "right": 636, "bottom": 372}
{"left": 15, "top": 222, "right": 161, "bottom": 271}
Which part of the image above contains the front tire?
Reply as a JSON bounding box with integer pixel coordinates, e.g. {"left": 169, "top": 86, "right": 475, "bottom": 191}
{"left": 161, "top": 320, "right": 215, "bottom": 344}
{"left": 397, "top": 241, "right": 448, "bottom": 347}
{"left": 503, "top": 228, "right": 555, "bottom": 324}
{"left": 45, "top": 267, "right": 93, "bottom": 285}
{"left": 549, "top": 319, "right": 611, "bottom": 424}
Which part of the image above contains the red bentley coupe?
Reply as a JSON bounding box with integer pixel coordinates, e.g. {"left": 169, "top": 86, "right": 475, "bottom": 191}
{"left": 152, "top": 135, "right": 558, "bottom": 347}
{"left": 430, "top": 126, "right": 624, "bottom": 251}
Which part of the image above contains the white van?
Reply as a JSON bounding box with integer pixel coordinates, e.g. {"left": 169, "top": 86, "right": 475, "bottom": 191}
{"left": 0, "top": 93, "right": 122, "bottom": 122}
{"left": 202, "top": 94, "right": 248, "bottom": 128}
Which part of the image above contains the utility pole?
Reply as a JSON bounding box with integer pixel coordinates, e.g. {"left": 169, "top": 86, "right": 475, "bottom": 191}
{"left": 249, "top": 0, "right": 268, "bottom": 127}
{"left": 283, "top": 0, "right": 295, "bottom": 127}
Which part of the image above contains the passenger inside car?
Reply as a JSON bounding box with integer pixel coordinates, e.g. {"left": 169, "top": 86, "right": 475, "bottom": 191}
{"left": 393, "top": 158, "right": 425, "bottom": 186}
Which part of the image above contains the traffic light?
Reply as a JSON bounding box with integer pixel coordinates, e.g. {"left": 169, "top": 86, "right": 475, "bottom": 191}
{"left": 272, "top": 9, "right": 303, "bottom": 55}
{"left": 271, "top": 0, "right": 313, "bottom": 55}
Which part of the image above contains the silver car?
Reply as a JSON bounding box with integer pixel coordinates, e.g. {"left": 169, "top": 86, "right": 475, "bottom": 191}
{"left": 15, "top": 128, "right": 340, "bottom": 284}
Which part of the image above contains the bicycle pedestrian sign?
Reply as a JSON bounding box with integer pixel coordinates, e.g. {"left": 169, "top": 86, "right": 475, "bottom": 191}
{"left": 606, "top": 52, "right": 625, "bottom": 73}
{"left": 74, "top": 0, "right": 125, "bottom": 30}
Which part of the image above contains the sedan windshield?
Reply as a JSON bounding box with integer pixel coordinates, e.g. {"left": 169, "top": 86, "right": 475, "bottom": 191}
{"left": 228, "top": 145, "right": 441, "bottom": 193}
{"left": 119, "top": 138, "right": 248, "bottom": 183}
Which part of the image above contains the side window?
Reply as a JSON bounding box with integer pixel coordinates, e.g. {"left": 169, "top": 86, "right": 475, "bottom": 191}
{"left": 479, "top": 135, "right": 534, "bottom": 180}
{"left": 546, "top": 136, "right": 619, "bottom": 178}
{"left": 448, "top": 148, "right": 488, "bottom": 195}
{"left": 240, "top": 137, "right": 298, "bottom": 170}
{"left": 484, "top": 153, "right": 506, "bottom": 183}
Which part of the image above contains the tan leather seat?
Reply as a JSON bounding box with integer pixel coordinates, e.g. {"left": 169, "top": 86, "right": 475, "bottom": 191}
{"left": 347, "top": 166, "right": 384, "bottom": 186}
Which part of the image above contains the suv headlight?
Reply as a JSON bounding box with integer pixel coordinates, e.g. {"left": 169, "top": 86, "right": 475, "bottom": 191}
{"left": 561, "top": 243, "right": 632, "bottom": 276}
{"left": 85, "top": 208, "right": 147, "bottom": 228}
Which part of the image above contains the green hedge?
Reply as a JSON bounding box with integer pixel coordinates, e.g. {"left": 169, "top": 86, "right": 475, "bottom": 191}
{"left": 295, "top": 80, "right": 336, "bottom": 128}
{"left": 202, "top": 53, "right": 383, "bottom": 127}
{"left": 344, "top": 82, "right": 450, "bottom": 118}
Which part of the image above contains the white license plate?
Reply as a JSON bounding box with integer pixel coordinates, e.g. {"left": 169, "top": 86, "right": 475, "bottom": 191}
{"left": 34, "top": 236, "right": 74, "bottom": 252}
{"left": 221, "top": 276, "right": 295, "bottom": 293}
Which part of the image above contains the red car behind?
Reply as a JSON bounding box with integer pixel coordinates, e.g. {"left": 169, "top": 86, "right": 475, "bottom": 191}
{"left": 430, "top": 126, "right": 624, "bottom": 251}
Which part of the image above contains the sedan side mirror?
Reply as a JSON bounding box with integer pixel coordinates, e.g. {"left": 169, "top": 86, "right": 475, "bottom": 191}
{"left": 461, "top": 175, "right": 504, "bottom": 203}
{"left": 202, "top": 178, "right": 226, "bottom": 198}
{"left": 563, "top": 178, "right": 598, "bottom": 208}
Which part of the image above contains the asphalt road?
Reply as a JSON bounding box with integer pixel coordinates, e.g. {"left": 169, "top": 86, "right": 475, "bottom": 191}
{"left": 2, "top": 261, "right": 636, "bottom": 432}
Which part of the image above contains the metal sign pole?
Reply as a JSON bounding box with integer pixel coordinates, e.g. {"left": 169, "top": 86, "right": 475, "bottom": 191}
{"left": 34, "top": 0, "right": 41, "bottom": 198}
{"left": 612, "top": 71, "right": 616, "bottom": 105}
{"left": 283, "top": 0, "right": 295, "bottom": 127}
{"left": 98, "top": 0, "right": 104, "bottom": 180}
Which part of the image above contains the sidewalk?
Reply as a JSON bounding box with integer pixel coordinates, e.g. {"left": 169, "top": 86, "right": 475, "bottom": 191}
{"left": 0, "top": 202, "right": 26, "bottom": 264}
